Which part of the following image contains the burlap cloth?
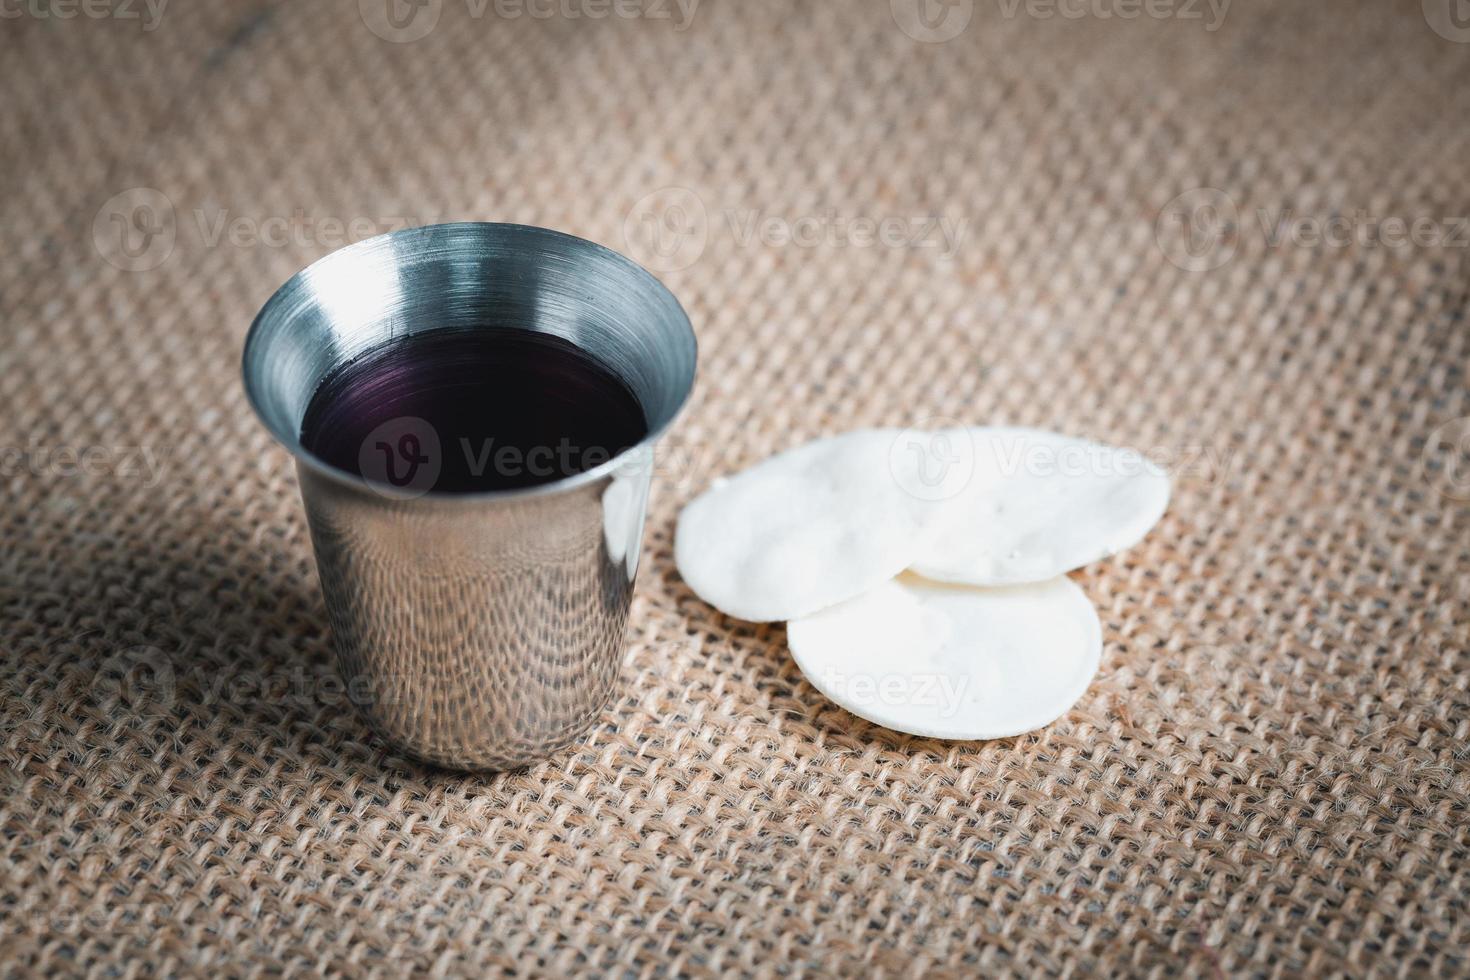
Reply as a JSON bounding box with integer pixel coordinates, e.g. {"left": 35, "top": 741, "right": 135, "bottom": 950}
{"left": 3, "top": 0, "right": 1468, "bottom": 975}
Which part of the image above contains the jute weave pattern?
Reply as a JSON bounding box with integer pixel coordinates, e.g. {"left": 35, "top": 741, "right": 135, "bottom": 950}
{"left": 2, "top": 1, "right": 1468, "bottom": 975}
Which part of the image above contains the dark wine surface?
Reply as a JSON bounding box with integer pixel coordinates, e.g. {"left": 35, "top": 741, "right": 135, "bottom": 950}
{"left": 299, "top": 328, "right": 647, "bottom": 494}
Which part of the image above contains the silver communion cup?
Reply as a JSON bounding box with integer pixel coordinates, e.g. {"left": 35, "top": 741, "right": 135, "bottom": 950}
{"left": 243, "top": 223, "right": 697, "bottom": 770}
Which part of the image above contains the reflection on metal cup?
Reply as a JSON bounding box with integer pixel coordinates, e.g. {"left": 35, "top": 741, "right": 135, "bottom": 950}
{"left": 243, "top": 223, "right": 697, "bottom": 770}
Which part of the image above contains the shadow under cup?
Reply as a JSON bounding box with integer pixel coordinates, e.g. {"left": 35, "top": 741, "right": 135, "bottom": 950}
{"left": 243, "top": 223, "right": 697, "bottom": 770}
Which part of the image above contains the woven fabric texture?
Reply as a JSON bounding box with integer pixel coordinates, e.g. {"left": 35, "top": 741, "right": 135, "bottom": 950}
{"left": 2, "top": 0, "right": 1468, "bottom": 975}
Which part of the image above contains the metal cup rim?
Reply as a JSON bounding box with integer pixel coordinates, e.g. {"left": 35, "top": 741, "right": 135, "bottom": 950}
{"left": 241, "top": 221, "right": 697, "bottom": 503}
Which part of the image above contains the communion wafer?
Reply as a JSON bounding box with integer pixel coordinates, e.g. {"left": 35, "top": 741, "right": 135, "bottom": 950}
{"left": 910, "top": 427, "right": 1170, "bottom": 586}
{"left": 786, "top": 574, "right": 1103, "bottom": 740}
{"left": 675, "top": 430, "right": 945, "bottom": 622}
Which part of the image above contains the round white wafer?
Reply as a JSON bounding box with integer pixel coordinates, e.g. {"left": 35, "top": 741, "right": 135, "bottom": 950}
{"left": 786, "top": 574, "right": 1102, "bottom": 740}
{"left": 675, "top": 429, "right": 944, "bottom": 622}
{"left": 911, "top": 427, "right": 1170, "bottom": 586}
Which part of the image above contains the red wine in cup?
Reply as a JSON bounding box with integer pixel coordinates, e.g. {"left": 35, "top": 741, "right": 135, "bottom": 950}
{"left": 299, "top": 328, "right": 648, "bottom": 494}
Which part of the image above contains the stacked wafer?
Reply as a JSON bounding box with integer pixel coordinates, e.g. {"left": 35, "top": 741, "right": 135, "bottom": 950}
{"left": 676, "top": 428, "right": 1170, "bottom": 738}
